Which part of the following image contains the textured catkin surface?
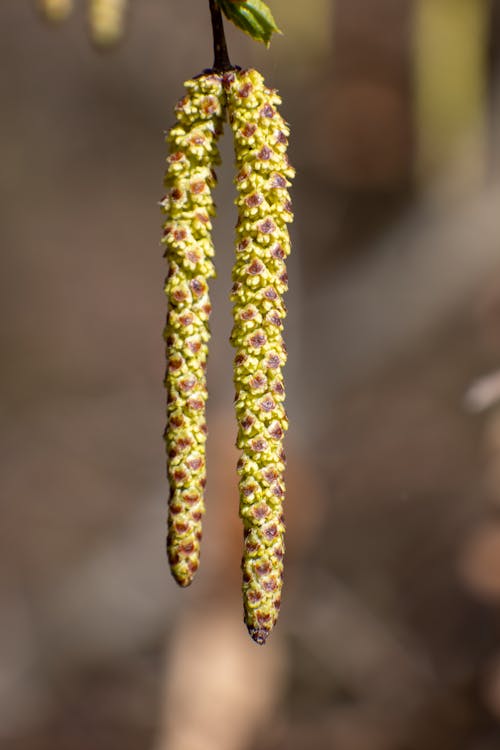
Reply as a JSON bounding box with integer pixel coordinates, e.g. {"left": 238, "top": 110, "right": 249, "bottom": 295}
{"left": 224, "top": 69, "right": 295, "bottom": 644}
{"left": 89, "top": 0, "right": 128, "bottom": 46}
{"left": 161, "top": 74, "right": 225, "bottom": 587}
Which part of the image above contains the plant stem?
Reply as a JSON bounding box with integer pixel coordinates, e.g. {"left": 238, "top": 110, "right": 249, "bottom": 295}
{"left": 209, "top": 0, "right": 232, "bottom": 72}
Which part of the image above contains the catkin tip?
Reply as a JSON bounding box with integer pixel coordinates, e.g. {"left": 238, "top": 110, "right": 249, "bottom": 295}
{"left": 89, "top": 0, "right": 127, "bottom": 47}
{"left": 38, "top": 0, "right": 73, "bottom": 23}
{"left": 168, "top": 551, "right": 197, "bottom": 588}
{"left": 248, "top": 626, "right": 270, "bottom": 646}
{"left": 173, "top": 572, "right": 195, "bottom": 588}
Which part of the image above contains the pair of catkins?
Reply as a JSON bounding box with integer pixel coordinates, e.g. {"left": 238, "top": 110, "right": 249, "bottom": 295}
{"left": 161, "top": 69, "right": 294, "bottom": 645}
{"left": 38, "top": 0, "right": 126, "bottom": 46}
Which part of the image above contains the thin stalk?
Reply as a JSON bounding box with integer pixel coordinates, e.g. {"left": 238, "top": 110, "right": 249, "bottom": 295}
{"left": 209, "top": 0, "right": 233, "bottom": 72}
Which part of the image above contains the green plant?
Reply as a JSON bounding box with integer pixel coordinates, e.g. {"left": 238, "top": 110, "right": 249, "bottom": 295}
{"left": 162, "top": 1, "right": 294, "bottom": 644}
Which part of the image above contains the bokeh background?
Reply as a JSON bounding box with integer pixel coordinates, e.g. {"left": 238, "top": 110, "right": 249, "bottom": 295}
{"left": 1, "top": 1, "right": 500, "bottom": 748}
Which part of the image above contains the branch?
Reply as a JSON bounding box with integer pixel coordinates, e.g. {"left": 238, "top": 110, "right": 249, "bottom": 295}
{"left": 209, "top": 0, "right": 233, "bottom": 72}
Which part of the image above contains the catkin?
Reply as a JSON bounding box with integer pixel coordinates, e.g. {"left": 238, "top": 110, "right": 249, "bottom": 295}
{"left": 88, "top": 0, "right": 128, "bottom": 46}
{"left": 161, "top": 74, "right": 225, "bottom": 587}
{"left": 224, "top": 69, "right": 295, "bottom": 644}
{"left": 38, "top": 0, "right": 73, "bottom": 23}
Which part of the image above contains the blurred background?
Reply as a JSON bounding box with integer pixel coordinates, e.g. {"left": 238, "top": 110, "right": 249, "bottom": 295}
{"left": 1, "top": 0, "right": 500, "bottom": 748}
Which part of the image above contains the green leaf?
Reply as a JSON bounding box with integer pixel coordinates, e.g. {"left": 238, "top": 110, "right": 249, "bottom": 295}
{"left": 217, "top": 0, "right": 282, "bottom": 46}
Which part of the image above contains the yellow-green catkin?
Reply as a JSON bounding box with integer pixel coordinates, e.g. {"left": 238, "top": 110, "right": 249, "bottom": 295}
{"left": 224, "top": 69, "right": 295, "bottom": 644}
{"left": 38, "top": 0, "right": 73, "bottom": 23}
{"left": 88, "top": 0, "right": 127, "bottom": 46}
{"left": 161, "top": 74, "right": 225, "bottom": 587}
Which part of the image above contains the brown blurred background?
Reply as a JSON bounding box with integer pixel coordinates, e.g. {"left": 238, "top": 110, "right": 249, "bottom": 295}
{"left": 1, "top": 1, "right": 500, "bottom": 748}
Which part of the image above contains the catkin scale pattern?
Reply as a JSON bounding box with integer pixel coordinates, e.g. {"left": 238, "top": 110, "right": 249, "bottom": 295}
{"left": 161, "top": 74, "right": 224, "bottom": 587}
{"left": 225, "top": 69, "right": 295, "bottom": 645}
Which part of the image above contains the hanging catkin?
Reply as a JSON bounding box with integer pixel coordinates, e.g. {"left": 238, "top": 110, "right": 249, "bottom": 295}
{"left": 88, "top": 0, "right": 128, "bottom": 46}
{"left": 224, "top": 68, "right": 295, "bottom": 644}
{"left": 161, "top": 73, "right": 225, "bottom": 587}
{"left": 38, "top": 0, "right": 73, "bottom": 23}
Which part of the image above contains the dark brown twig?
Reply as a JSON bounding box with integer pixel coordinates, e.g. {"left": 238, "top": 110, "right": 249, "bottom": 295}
{"left": 209, "top": 0, "right": 233, "bottom": 72}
